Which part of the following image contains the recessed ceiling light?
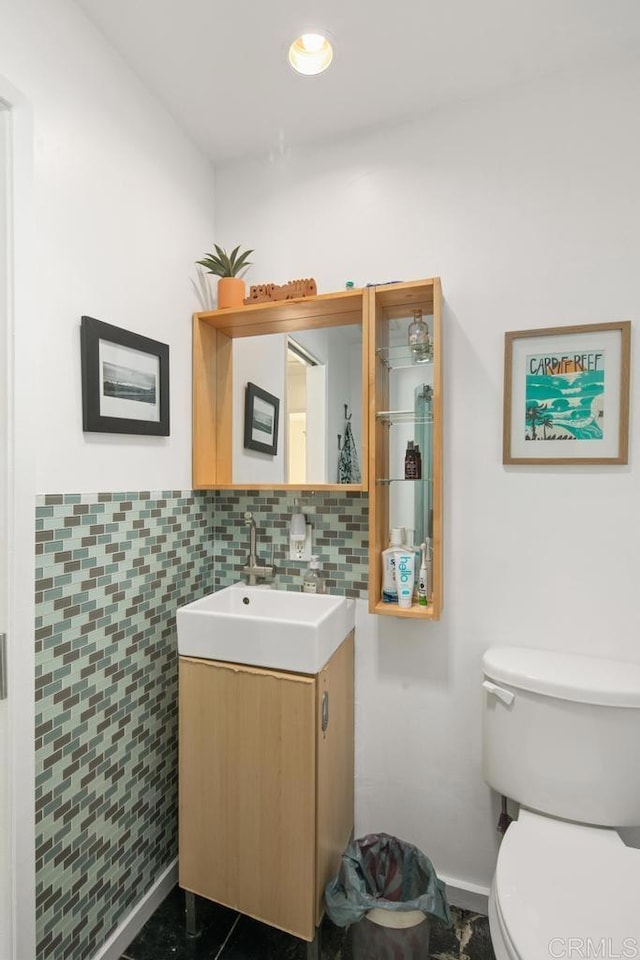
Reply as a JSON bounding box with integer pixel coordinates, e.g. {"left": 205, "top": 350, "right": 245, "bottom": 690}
{"left": 288, "top": 33, "right": 334, "bottom": 76}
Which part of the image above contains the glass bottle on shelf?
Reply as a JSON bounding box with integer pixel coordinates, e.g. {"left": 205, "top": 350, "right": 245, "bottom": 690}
{"left": 403, "top": 442, "right": 422, "bottom": 479}
{"left": 408, "top": 309, "right": 431, "bottom": 363}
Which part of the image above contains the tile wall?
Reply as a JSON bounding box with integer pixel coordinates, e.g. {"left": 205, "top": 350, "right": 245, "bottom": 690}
{"left": 214, "top": 490, "right": 368, "bottom": 595}
{"left": 34, "top": 491, "right": 212, "bottom": 960}
{"left": 34, "top": 489, "right": 369, "bottom": 960}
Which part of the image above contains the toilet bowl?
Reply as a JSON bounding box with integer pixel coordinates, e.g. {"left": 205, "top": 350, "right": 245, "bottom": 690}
{"left": 481, "top": 647, "right": 640, "bottom": 960}
{"left": 488, "top": 810, "right": 640, "bottom": 960}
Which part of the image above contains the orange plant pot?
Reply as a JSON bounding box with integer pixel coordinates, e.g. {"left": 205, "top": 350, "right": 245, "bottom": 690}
{"left": 217, "top": 277, "right": 245, "bottom": 309}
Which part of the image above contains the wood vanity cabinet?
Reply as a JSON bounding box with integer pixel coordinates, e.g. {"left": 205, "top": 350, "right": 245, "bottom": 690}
{"left": 178, "top": 632, "right": 354, "bottom": 942}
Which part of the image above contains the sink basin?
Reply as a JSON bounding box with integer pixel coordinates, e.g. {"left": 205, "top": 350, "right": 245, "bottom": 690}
{"left": 177, "top": 583, "right": 355, "bottom": 673}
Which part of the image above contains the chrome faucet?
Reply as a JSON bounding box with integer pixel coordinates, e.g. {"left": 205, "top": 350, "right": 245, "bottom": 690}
{"left": 241, "top": 511, "right": 276, "bottom": 586}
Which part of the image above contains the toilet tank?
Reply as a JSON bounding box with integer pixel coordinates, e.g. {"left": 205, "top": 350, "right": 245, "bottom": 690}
{"left": 481, "top": 647, "right": 640, "bottom": 827}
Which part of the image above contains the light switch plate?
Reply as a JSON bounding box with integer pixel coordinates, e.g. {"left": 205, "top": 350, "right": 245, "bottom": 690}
{"left": 289, "top": 523, "right": 313, "bottom": 562}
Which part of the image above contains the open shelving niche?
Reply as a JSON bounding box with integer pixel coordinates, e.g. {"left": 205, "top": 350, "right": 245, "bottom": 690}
{"left": 368, "top": 279, "right": 443, "bottom": 620}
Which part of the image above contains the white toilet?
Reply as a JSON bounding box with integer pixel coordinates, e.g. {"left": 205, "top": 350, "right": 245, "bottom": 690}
{"left": 481, "top": 646, "right": 640, "bottom": 960}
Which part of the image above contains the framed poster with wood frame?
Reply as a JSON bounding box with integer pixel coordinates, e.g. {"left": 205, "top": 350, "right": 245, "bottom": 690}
{"left": 503, "top": 321, "right": 630, "bottom": 465}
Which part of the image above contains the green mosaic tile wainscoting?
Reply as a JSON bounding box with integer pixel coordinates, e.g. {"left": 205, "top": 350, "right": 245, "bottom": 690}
{"left": 34, "top": 491, "right": 213, "bottom": 960}
{"left": 214, "top": 490, "right": 369, "bottom": 597}
{"left": 34, "top": 488, "right": 368, "bottom": 960}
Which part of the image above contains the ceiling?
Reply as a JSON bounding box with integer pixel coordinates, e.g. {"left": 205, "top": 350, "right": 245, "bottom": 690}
{"left": 75, "top": 0, "right": 640, "bottom": 164}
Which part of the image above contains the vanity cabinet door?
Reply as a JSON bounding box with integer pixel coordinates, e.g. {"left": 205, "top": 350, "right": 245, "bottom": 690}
{"left": 315, "top": 631, "right": 355, "bottom": 925}
{"left": 179, "top": 657, "right": 317, "bottom": 940}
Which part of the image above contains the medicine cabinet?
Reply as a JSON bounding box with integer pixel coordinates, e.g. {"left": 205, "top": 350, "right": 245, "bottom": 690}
{"left": 192, "top": 290, "right": 368, "bottom": 490}
{"left": 191, "top": 278, "right": 442, "bottom": 619}
{"left": 367, "top": 279, "right": 443, "bottom": 620}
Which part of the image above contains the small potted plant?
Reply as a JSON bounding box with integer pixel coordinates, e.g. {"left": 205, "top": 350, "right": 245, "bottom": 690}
{"left": 196, "top": 244, "right": 253, "bottom": 309}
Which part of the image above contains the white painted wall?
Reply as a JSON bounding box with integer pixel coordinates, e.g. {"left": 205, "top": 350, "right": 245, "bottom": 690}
{"left": 0, "top": 1, "right": 215, "bottom": 956}
{"left": 0, "top": 0, "right": 215, "bottom": 495}
{"left": 216, "top": 58, "right": 640, "bottom": 893}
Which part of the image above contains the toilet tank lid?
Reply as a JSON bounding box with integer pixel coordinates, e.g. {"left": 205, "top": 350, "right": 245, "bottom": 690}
{"left": 483, "top": 647, "right": 640, "bottom": 708}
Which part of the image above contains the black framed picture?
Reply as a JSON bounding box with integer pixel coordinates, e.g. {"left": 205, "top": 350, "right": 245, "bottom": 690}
{"left": 243, "top": 382, "right": 280, "bottom": 455}
{"left": 80, "top": 316, "right": 170, "bottom": 436}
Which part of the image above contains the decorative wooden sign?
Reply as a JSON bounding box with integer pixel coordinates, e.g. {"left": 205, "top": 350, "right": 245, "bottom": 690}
{"left": 244, "top": 278, "right": 317, "bottom": 304}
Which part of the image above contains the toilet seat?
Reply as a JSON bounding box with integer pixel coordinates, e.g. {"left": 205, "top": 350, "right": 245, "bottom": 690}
{"left": 492, "top": 809, "right": 640, "bottom": 960}
{"left": 488, "top": 880, "right": 520, "bottom": 960}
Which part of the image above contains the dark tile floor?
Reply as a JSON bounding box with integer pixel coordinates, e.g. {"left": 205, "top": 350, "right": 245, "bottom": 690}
{"left": 120, "top": 886, "right": 496, "bottom": 960}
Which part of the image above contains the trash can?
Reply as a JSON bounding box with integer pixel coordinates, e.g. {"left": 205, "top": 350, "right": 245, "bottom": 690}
{"left": 325, "top": 833, "right": 451, "bottom": 959}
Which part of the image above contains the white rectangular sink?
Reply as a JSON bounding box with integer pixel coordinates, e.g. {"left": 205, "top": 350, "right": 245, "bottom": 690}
{"left": 177, "top": 583, "right": 355, "bottom": 673}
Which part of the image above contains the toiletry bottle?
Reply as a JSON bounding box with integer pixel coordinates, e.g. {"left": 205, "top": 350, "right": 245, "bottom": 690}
{"left": 405, "top": 441, "right": 418, "bottom": 479}
{"left": 425, "top": 537, "right": 433, "bottom": 601}
{"left": 382, "top": 528, "right": 404, "bottom": 603}
{"left": 394, "top": 549, "right": 416, "bottom": 609}
{"left": 418, "top": 543, "right": 428, "bottom": 606}
{"left": 405, "top": 529, "right": 422, "bottom": 601}
{"left": 408, "top": 309, "right": 430, "bottom": 363}
{"left": 414, "top": 443, "right": 422, "bottom": 480}
{"left": 303, "top": 555, "right": 326, "bottom": 594}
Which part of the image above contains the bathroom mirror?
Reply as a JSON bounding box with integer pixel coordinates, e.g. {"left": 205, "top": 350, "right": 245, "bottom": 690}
{"left": 232, "top": 326, "right": 363, "bottom": 485}
{"left": 192, "top": 289, "right": 368, "bottom": 490}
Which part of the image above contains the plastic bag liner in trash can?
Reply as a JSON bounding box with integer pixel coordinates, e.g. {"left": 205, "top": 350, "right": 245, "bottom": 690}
{"left": 324, "top": 833, "right": 452, "bottom": 928}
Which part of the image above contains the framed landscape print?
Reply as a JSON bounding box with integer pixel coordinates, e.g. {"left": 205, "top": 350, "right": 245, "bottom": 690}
{"left": 243, "top": 382, "right": 280, "bottom": 455}
{"left": 81, "top": 316, "right": 170, "bottom": 435}
{"left": 503, "top": 321, "right": 630, "bottom": 465}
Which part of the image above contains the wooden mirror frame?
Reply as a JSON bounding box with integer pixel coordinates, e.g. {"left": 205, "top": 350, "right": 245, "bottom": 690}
{"left": 192, "top": 289, "right": 369, "bottom": 490}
